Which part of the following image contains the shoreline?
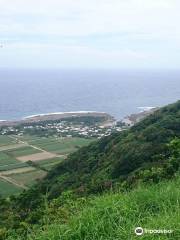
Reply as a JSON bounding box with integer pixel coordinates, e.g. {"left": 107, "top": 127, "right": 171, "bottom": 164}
{"left": 0, "top": 106, "right": 157, "bottom": 127}
{"left": 23, "top": 111, "right": 107, "bottom": 120}
{"left": 0, "top": 111, "right": 115, "bottom": 127}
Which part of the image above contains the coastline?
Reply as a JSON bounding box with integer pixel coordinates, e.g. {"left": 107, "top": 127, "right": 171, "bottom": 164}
{"left": 23, "top": 111, "right": 107, "bottom": 120}
{"left": 0, "top": 106, "right": 158, "bottom": 127}
{"left": 0, "top": 111, "right": 114, "bottom": 127}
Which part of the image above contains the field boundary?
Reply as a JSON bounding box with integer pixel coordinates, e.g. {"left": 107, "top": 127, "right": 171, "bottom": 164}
{"left": 0, "top": 175, "right": 28, "bottom": 190}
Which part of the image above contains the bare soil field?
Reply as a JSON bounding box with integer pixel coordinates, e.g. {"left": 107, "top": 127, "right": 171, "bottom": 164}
{"left": 17, "top": 151, "right": 58, "bottom": 162}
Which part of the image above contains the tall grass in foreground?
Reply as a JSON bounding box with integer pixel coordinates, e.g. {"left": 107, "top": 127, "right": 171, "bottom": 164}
{"left": 11, "top": 176, "right": 179, "bottom": 240}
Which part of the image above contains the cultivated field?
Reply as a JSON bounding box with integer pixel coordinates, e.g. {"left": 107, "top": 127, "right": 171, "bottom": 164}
{"left": 0, "top": 135, "right": 16, "bottom": 146}
{"left": 0, "top": 152, "right": 19, "bottom": 166}
{"left": 9, "top": 169, "right": 47, "bottom": 187}
{"left": 17, "top": 151, "right": 57, "bottom": 162}
{"left": 0, "top": 134, "right": 93, "bottom": 196}
{"left": 0, "top": 178, "right": 22, "bottom": 197}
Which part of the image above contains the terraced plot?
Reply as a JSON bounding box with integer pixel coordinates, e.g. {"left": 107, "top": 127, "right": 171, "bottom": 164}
{"left": 0, "top": 135, "right": 16, "bottom": 146}
{"left": 0, "top": 162, "right": 28, "bottom": 171}
{"left": 5, "top": 146, "right": 42, "bottom": 157}
{"left": 0, "top": 134, "right": 93, "bottom": 196}
{"left": 17, "top": 151, "right": 57, "bottom": 162}
{"left": 0, "top": 166, "right": 36, "bottom": 175}
{"left": 9, "top": 169, "right": 47, "bottom": 187}
{"left": 36, "top": 156, "right": 65, "bottom": 171}
{"left": 0, "top": 143, "right": 27, "bottom": 152}
{"left": 0, "top": 152, "right": 20, "bottom": 166}
{"left": 26, "top": 137, "right": 93, "bottom": 154}
{"left": 0, "top": 178, "right": 22, "bottom": 197}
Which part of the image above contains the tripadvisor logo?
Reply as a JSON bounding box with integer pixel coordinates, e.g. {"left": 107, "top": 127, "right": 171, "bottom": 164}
{"left": 135, "top": 227, "right": 173, "bottom": 236}
{"left": 135, "top": 227, "right": 144, "bottom": 236}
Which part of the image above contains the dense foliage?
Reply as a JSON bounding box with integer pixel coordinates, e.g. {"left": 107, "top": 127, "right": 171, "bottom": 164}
{"left": 0, "top": 100, "right": 179, "bottom": 239}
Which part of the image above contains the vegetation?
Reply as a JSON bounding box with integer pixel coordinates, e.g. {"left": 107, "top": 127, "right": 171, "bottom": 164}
{"left": 0, "top": 134, "right": 92, "bottom": 197}
{"left": 53, "top": 115, "right": 111, "bottom": 126}
{"left": 0, "top": 179, "right": 22, "bottom": 197}
{"left": 26, "top": 137, "right": 92, "bottom": 154}
{"left": 5, "top": 147, "right": 41, "bottom": 157}
{"left": 0, "top": 100, "right": 179, "bottom": 239}
{"left": 9, "top": 170, "right": 47, "bottom": 187}
{"left": 0, "top": 152, "right": 19, "bottom": 166}
{"left": 0, "top": 162, "right": 28, "bottom": 172}
{"left": 1, "top": 137, "right": 179, "bottom": 239}
{"left": 37, "top": 100, "right": 180, "bottom": 198}
{"left": 24, "top": 176, "right": 180, "bottom": 240}
{"left": 0, "top": 136, "right": 15, "bottom": 146}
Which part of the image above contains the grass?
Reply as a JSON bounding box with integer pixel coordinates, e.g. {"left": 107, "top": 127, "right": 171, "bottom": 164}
{"left": 9, "top": 135, "right": 93, "bottom": 154}
{"left": 0, "top": 136, "right": 15, "bottom": 146}
{"left": 0, "top": 179, "right": 22, "bottom": 197}
{"left": 26, "top": 137, "right": 93, "bottom": 154}
{"left": 0, "top": 135, "right": 93, "bottom": 197}
{"left": 36, "top": 157, "right": 65, "bottom": 171}
{"left": 4, "top": 146, "right": 42, "bottom": 157}
{"left": 42, "top": 162, "right": 62, "bottom": 171}
{"left": 9, "top": 170, "right": 47, "bottom": 187}
{"left": 36, "top": 157, "right": 65, "bottom": 166}
{"left": 25, "top": 176, "right": 180, "bottom": 240}
{"left": 16, "top": 135, "right": 43, "bottom": 141}
{"left": 0, "top": 162, "right": 28, "bottom": 171}
{"left": 0, "top": 152, "right": 20, "bottom": 166}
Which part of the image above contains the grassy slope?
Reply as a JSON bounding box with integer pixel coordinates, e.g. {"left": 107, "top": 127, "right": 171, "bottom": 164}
{"left": 5, "top": 101, "right": 179, "bottom": 217}
{"left": 17, "top": 176, "right": 180, "bottom": 240}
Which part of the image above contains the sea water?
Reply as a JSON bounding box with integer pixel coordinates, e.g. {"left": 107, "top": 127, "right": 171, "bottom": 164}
{"left": 0, "top": 69, "right": 179, "bottom": 120}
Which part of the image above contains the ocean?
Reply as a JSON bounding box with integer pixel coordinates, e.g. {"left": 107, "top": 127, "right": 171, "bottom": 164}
{"left": 0, "top": 69, "right": 179, "bottom": 121}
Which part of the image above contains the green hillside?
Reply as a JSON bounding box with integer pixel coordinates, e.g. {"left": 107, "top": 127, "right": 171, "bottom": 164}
{"left": 40, "top": 100, "right": 180, "bottom": 197}
{"left": 23, "top": 176, "right": 180, "bottom": 240}
{"left": 3, "top": 137, "right": 180, "bottom": 240}
{"left": 0, "top": 100, "right": 179, "bottom": 239}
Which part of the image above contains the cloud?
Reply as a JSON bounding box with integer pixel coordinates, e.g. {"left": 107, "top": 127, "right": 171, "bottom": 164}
{"left": 0, "top": 0, "right": 180, "bottom": 68}
{"left": 1, "top": 0, "right": 180, "bottom": 37}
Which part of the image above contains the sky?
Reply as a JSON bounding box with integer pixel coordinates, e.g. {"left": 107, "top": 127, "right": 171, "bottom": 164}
{"left": 0, "top": 0, "right": 180, "bottom": 69}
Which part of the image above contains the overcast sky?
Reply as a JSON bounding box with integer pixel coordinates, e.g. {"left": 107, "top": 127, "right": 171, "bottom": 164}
{"left": 0, "top": 0, "right": 180, "bottom": 69}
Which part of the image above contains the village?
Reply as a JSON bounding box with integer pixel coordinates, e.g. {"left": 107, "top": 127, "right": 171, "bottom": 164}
{"left": 0, "top": 119, "right": 124, "bottom": 139}
{"left": 0, "top": 108, "right": 156, "bottom": 139}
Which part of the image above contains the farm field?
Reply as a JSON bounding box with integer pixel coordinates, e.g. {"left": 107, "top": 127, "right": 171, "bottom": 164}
{"left": 36, "top": 156, "right": 65, "bottom": 171}
{"left": 0, "top": 178, "right": 22, "bottom": 197}
{"left": 0, "top": 135, "right": 16, "bottom": 146}
{"left": 0, "top": 162, "right": 28, "bottom": 171}
{"left": 9, "top": 169, "right": 47, "bottom": 187}
{"left": 16, "top": 151, "right": 57, "bottom": 162}
{"left": 0, "top": 143, "right": 27, "bottom": 152}
{"left": 0, "top": 134, "right": 94, "bottom": 196}
{"left": 17, "top": 136, "right": 93, "bottom": 154}
{"left": 5, "top": 146, "right": 41, "bottom": 157}
{"left": 0, "top": 152, "right": 20, "bottom": 166}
